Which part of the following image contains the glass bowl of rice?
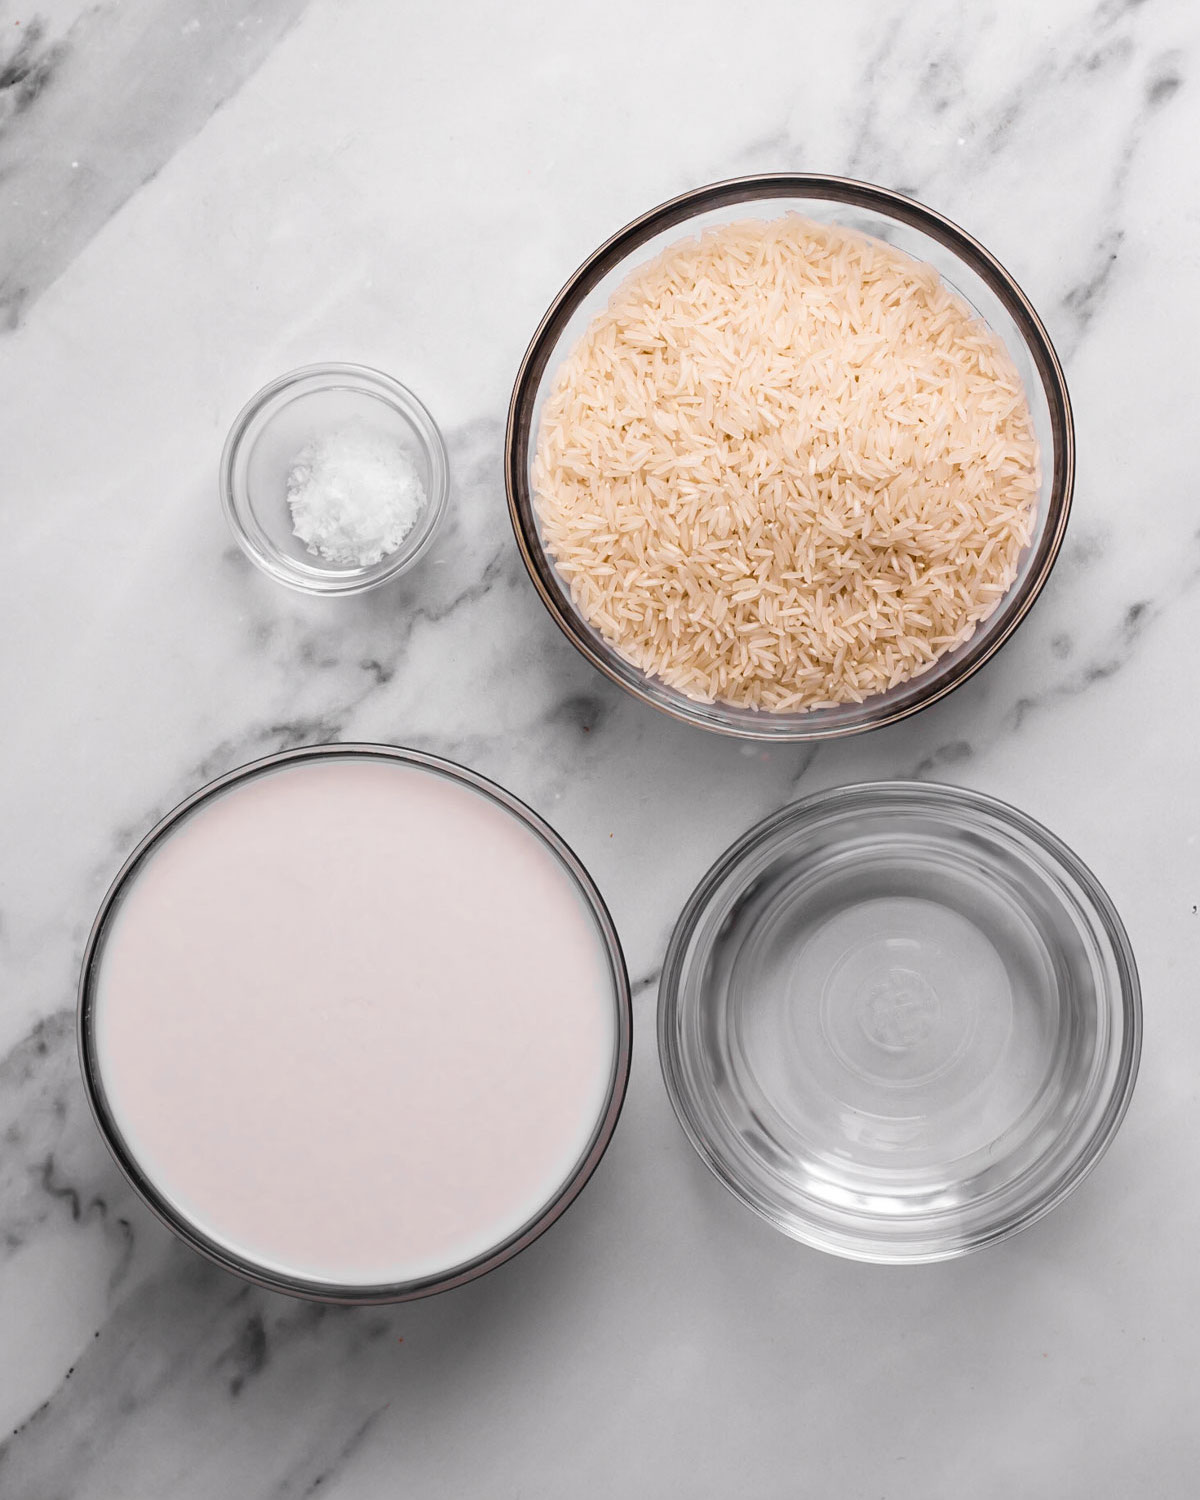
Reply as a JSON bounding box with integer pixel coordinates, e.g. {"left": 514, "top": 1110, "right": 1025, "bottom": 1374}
{"left": 505, "top": 175, "right": 1073, "bottom": 740}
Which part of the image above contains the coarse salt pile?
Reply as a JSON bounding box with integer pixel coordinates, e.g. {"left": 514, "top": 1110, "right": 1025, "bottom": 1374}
{"left": 533, "top": 215, "right": 1040, "bottom": 712}
{"left": 287, "top": 424, "right": 426, "bottom": 567}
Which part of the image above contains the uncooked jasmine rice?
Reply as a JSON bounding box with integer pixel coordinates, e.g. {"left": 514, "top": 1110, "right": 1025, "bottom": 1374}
{"left": 532, "top": 216, "right": 1039, "bottom": 712}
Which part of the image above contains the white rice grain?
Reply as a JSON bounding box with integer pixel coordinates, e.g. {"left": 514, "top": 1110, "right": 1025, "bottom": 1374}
{"left": 533, "top": 216, "right": 1039, "bottom": 711}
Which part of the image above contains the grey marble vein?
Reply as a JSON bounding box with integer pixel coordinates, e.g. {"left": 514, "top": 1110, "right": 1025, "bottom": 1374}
{"left": 0, "top": 1014, "right": 128, "bottom": 1270}
{"left": 724, "top": 0, "right": 1197, "bottom": 365}
{"left": 272, "top": 1405, "right": 388, "bottom": 1500}
{"left": 0, "top": 0, "right": 311, "bottom": 328}
{"left": 1, "top": 0, "right": 1198, "bottom": 1494}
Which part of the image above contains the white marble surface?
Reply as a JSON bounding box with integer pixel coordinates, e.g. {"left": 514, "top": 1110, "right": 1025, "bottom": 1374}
{"left": 2, "top": 0, "right": 1198, "bottom": 1492}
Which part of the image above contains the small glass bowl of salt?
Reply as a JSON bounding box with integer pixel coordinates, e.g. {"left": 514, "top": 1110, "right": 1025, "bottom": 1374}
{"left": 220, "top": 364, "right": 448, "bottom": 595}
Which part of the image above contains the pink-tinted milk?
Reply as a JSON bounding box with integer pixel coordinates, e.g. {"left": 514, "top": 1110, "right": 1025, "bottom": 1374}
{"left": 94, "top": 757, "right": 618, "bottom": 1285}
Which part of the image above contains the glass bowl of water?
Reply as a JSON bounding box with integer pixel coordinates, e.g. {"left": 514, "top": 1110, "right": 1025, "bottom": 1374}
{"left": 658, "top": 781, "right": 1141, "bottom": 1262}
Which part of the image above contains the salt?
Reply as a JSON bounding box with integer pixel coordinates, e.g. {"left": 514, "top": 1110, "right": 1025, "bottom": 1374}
{"left": 286, "top": 424, "right": 426, "bottom": 567}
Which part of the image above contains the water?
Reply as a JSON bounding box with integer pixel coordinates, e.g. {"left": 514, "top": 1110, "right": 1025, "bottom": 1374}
{"left": 661, "top": 785, "right": 1136, "bottom": 1261}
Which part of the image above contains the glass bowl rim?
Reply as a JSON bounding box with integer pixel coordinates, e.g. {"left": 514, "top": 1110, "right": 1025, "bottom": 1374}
{"left": 220, "top": 362, "right": 450, "bottom": 597}
{"left": 77, "top": 742, "right": 633, "bottom": 1304}
{"left": 656, "top": 778, "right": 1142, "bottom": 1263}
{"left": 505, "top": 172, "right": 1075, "bottom": 742}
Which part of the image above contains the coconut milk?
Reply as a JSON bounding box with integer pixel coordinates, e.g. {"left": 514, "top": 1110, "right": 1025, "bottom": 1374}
{"left": 91, "top": 755, "right": 619, "bottom": 1287}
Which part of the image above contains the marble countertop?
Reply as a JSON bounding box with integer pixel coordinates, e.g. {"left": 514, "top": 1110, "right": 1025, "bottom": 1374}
{"left": 2, "top": 0, "right": 1198, "bottom": 1494}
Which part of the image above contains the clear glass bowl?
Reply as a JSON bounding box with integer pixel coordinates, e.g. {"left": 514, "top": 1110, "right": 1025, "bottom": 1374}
{"left": 221, "top": 364, "right": 449, "bottom": 596}
{"left": 506, "top": 175, "right": 1074, "bottom": 740}
{"left": 658, "top": 782, "right": 1140, "bottom": 1262}
{"left": 78, "top": 745, "right": 632, "bottom": 1304}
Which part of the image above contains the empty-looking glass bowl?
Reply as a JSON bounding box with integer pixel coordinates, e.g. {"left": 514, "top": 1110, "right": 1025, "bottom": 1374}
{"left": 658, "top": 782, "right": 1140, "bottom": 1261}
